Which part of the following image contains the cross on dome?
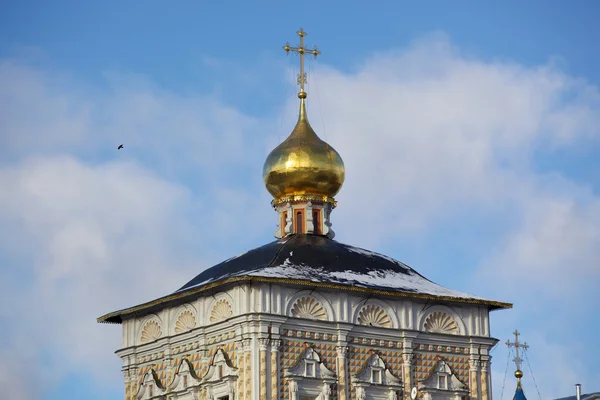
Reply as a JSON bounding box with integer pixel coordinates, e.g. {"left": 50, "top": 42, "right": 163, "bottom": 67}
{"left": 506, "top": 329, "right": 529, "bottom": 376}
{"left": 282, "top": 28, "right": 321, "bottom": 97}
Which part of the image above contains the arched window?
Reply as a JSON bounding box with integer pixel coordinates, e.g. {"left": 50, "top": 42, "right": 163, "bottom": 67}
{"left": 295, "top": 210, "right": 304, "bottom": 234}
{"left": 312, "top": 210, "right": 320, "bottom": 235}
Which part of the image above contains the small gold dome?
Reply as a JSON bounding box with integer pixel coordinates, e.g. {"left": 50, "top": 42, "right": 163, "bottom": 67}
{"left": 263, "top": 98, "right": 345, "bottom": 201}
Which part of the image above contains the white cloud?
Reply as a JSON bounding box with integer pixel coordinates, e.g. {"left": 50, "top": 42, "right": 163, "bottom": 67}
{"left": 1, "top": 32, "right": 599, "bottom": 398}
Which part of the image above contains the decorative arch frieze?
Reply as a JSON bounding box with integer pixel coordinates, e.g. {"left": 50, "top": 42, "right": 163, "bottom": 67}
{"left": 286, "top": 291, "right": 334, "bottom": 321}
{"left": 418, "top": 305, "right": 465, "bottom": 335}
{"left": 136, "top": 369, "right": 165, "bottom": 400}
{"left": 285, "top": 346, "right": 336, "bottom": 400}
{"left": 351, "top": 353, "right": 402, "bottom": 400}
{"left": 417, "top": 359, "right": 468, "bottom": 400}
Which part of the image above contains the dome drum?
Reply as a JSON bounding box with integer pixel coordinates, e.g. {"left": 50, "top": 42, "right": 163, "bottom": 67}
{"left": 274, "top": 200, "right": 335, "bottom": 239}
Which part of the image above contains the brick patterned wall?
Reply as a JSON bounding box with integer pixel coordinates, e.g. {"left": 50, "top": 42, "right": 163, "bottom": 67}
{"left": 347, "top": 345, "right": 404, "bottom": 400}
{"left": 279, "top": 338, "right": 338, "bottom": 400}
{"left": 413, "top": 352, "right": 469, "bottom": 386}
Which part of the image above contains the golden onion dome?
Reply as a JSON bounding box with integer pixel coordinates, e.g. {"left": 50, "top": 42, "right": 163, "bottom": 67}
{"left": 263, "top": 95, "right": 345, "bottom": 202}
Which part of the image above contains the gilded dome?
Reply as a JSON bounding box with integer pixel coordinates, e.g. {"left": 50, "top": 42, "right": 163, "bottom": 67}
{"left": 263, "top": 98, "right": 345, "bottom": 201}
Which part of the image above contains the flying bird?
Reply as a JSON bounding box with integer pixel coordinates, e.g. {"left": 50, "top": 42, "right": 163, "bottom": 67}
{"left": 117, "top": 144, "right": 124, "bottom": 150}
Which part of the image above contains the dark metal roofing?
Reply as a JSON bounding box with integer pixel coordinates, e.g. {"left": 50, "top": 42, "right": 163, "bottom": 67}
{"left": 98, "top": 234, "right": 511, "bottom": 324}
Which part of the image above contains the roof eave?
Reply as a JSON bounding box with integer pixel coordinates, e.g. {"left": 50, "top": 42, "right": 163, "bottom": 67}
{"left": 97, "top": 276, "right": 513, "bottom": 324}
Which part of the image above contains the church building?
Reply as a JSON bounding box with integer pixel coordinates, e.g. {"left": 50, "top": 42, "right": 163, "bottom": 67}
{"left": 98, "top": 28, "right": 512, "bottom": 400}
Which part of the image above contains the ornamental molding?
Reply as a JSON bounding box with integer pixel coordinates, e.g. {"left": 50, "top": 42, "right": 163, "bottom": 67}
{"left": 352, "top": 299, "right": 399, "bottom": 329}
{"left": 210, "top": 299, "right": 233, "bottom": 324}
{"left": 286, "top": 291, "right": 334, "bottom": 321}
{"left": 272, "top": 194, "right": 337, "bottom": 208}
{"left": 285, "top": 346, "right": 336, "bottom": 381}
{"left": 418, "top": 305, "right": 466, "bottom": 335}
{"left": 348, "top": 337, "right": 403, "bottom": 349}
{"left": 286, "top": 346, "right": 335, "bottom": 400}
{"left": 423, "top": 312, "right": 458, "bottom": 335}
{"left": 140, "top": 320, "right": 162, "bottom": 344}
{"left": 356, "top": 305, "right": 393, "bottom": 328}
{"left": 167, "top": 358, "right": 202, "bottom": 394}
{"left": 174, "top": 310, "right": 196, "bottom": 334}
{"left": 351, "top": 352, "right": 402, "bottom": 388}
{"left": 291, "top": 296, "right": 327, "bottom": 320}
{"left": 418, "top": 359, "right": 468, "bottom": 397}
{"left": 202, "top": 348, "right": 238, "bottom": 383}
{"left": 282, "top": 329, "right": 337, "bottom": 341}
{"left": 136, "top": 369, "right": 165, "bottom": 399}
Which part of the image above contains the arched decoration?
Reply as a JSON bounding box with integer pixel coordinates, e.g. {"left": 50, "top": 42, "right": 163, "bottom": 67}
{"left": 210, "top": 299, "right": 233, "bottom": 323}
{"left": 167, "top": 358, "right": 202, "bottom": 394}
{"left": 351, "top": 353, "right": 402, "bottom": 400}
{"left": 417, "top": 359, "right": 468, "bottom": 400}
{"left": 351, "top": 299, "right": 399, "bottom": 329}
{"left": 285, "top": 346, "right": 335, "bottom": 400}
{"left": 200, "top": 348, "right": 238, "bottom": 400}
{"left": 423, "top": 312, "right": 458, "bottom": 335}
{"left": 169, "top": 303, "right": 198, "bottom": 335}
{"left": 291, "top": 296, "right": 327, "bottom": 320}
{"left": 136, "top": 369, "right": 165, "bottom": 400}
{"left": 286, "top": 291, "right": 334, "bottom": 321}
{"left": 174, "top": 310, "right": 197, "bottom": 334}
{"left": 140, "top": 320, "right": 162, "bottom": 343}
{"left": 418, "top": 305, "right": 466, "bottom": 335}
{"left": 357, "top": 305, "right": 392, "bottom": 328}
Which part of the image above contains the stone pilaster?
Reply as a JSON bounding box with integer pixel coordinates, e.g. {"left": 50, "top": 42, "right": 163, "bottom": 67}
{"left": 164, "top": 346, "right": 174, "bottom": 388}
{"left": 200, "top": 349, "right": 211, "bottom": 376}
{"left": 244, "top": 338, "right": 253, "bottom": 400}
{"left": 469, "top": 358, "right": 480, "bottom": 400}
{"left": 480, "top": 356, "right": 490, "bottom": 400}
{"left": 336, "top": 345, "right": 349, "bottom": 400}
{"left": 236, "top": 341, "right": 245, "bottom": 400}
{"left": 401, "top": 352, "right": 413, "bottom": 400}
{"left": 259, "top": 338, "right": 270, "bottom": 400}
{"left": 199, "top": 386, "right": 208, "bottom": 400}
{"left": 271, "top": 340, "right": 281, "bottom": 400}
{"left": 123, "top": 367, "right": 138, "bottom": 400}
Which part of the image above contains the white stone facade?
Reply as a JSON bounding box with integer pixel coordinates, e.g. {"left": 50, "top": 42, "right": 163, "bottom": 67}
{"left": 116, "top": 283, "right": 497, "bottom": 400}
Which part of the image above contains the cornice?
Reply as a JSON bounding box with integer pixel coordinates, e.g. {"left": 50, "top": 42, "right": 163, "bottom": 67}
{"left": 98, "top": 276, "right": 511, "bottom": 324}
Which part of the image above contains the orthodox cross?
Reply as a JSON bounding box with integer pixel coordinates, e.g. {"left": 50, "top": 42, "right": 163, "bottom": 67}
{"left": 283, "top": 28, "right": 321, "bottom": 95}
{"left": 506, "top": 329, "right": 529, "bottom": 371}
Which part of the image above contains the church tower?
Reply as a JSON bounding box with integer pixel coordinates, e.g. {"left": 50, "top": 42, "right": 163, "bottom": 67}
{"left": 98, "top": 28, "right": 512, "bottom": 400}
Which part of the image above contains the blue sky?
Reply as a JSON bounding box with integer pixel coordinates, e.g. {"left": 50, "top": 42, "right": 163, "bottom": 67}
{"left": 1, "top": 1, "right": 599, "bottom": 399}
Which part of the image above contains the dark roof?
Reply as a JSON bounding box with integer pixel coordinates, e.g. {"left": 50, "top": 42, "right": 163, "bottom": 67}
{"left": 98, "top": 234, "right": 511, "bottom": 324}
{"left": 554, "top": 393, "right": 600, "bottom": 400}
{"left": 177, "top": 234, "right": 492, "bottom": 299}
